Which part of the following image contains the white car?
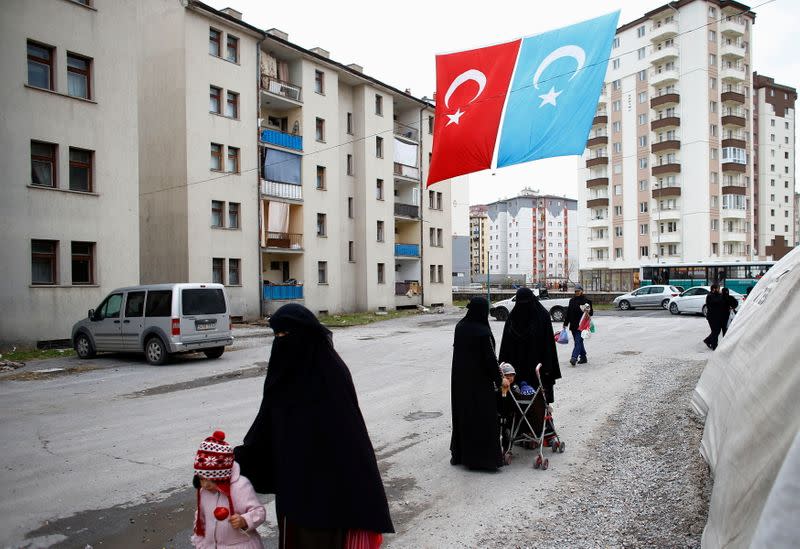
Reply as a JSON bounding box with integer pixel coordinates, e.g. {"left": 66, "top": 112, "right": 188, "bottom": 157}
{"left": 667, "top": 286, "right": 745, "bottom": 316}
{"left": 489, "top": 294, "right": 572, "bottom": 322}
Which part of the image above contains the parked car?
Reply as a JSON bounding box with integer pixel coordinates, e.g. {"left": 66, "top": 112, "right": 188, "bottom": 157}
{"left": 489, "top": 294, "right": 572, "bottom": 322}
{"left": 668, "top": 286, "right": 745, "bottom": 316}
{"left": 613, "top": 285, "right": 682, "bottom": 310}
{"left": 71, "top": 283, "right": 234, "bottom": 365}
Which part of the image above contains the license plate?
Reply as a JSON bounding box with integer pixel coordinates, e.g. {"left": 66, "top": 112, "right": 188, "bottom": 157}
{"left": 195, "top": 320, "right": 216, "bottom": 331}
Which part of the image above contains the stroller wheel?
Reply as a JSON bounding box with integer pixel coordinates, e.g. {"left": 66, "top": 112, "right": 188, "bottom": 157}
{"left": 534, "top": 455, "right": 542, "bottom": 469}
{"left": 552, "top": 440, "right": 559, "bottom": 453}
{"left": 542, "top": 458, "right": 549, "bottom": 471}
{"left": 559, "top": 441, "right": 566, "bottom": 453}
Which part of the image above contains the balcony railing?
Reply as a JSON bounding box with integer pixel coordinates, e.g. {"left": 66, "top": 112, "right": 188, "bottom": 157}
{"left": 264, "top": 232, "right": 303, "bottom": 250}
{"left": 394, "top": 203, "right": 420, "bottom": 218}
{"left": 261, "top": 180, "right": 302, "bottom": 201}
{"left": 394, "top": 121, "right": 419, "bottom": 142}
{"left": 263, "top": 284, "right": 303, "bottom": 301}
{"left": 395, "top": 243, "right": 420, "bottom": 257}
{"left": 260, "top": 129, "right": 303, "bottom": 151}
{"left": 261, "top": 76, "right": 302, "bottom": 102}
{"left": 394, "top": 163, "right": 420, "bottom": 180}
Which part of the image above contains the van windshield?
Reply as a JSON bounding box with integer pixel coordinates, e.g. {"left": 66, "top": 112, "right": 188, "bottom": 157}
{"left": 182, "top": 289, "right": 226, "bottom": 315}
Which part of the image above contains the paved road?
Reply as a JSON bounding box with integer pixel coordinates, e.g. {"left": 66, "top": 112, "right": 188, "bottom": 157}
{"left": 0, "top": 310, "right": 712, "bottom": 548}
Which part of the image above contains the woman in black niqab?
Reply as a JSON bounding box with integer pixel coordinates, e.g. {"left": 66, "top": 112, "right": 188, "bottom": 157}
{"left": 450, "top": 297, "right": 503, "bottom": 471}
{"left": 234, "top": 303, "right": 393, "bottom": 547}
{"left": 498, "top": 288, "right": 561, "bottom": 404}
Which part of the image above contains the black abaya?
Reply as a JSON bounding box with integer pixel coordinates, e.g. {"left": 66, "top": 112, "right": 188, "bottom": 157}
{"left": 234, "top": 304, "right": 394, "bottom": 536}
{"left": 498, "top": 288, "right": 561, "bottom": 403}
{"left": 450, "top": 297, "right": 503, "bottom": 470}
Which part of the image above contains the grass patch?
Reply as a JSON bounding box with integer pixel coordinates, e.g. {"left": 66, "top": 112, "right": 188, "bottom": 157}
{"left": 1, "top": 348, "right": 75, "bottom": 363}
{"left": 453, "top": 299, "right": 470, "bottom": 308}
{"left": 320, "top": 309, "right": 419, "bottom": 327}
{"left": 592, "top": 303, "right": 615, "bottom": 311}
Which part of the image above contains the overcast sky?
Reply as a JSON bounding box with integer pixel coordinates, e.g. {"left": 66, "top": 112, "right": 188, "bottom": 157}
{"left": 206, "top": 0, "right": 798, "bottom": 206}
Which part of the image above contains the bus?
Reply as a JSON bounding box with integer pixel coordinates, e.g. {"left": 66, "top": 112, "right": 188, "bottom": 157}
{"left": 640, "top": 262, "right": 775, "bottom": 294}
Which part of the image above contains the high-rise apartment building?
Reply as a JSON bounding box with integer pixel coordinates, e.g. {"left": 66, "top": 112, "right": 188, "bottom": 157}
{"left": 469, "top": 205, "right": 490, "bottom": 275}
{"left": 0, "top": 0, "right": 140, "bottom": 344}
{"left": 485, "top": 191, "right": 578, "bottom": 285}
{"left": 753, "top": 73, "right": 796, "bottom": 259}
{"left": 578, "top": 0, "right": 757, "bottom": 291}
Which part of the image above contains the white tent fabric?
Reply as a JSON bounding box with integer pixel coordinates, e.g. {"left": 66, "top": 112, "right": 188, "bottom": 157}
{"left": 692, "top": 247, "right": 800, "bottom": 549}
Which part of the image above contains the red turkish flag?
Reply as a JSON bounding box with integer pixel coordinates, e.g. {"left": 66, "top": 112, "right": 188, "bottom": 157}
{"left": 427, "top": 39, "right": 521, "bottom": 186}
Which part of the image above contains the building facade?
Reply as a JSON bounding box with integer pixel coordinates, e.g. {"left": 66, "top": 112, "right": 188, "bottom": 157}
{"left": 469, "top": 205, "right": 490, "bottom": 276}
{"left": 485, "top": 191, "right": 578, "bottom": 286}
{"left": 578, "top": 0, "right": 757, "bottom": 291}
{"left": 0, "top": 0, "right": 140, "bottom": 344}
{"left": 753, "top": 73, "right": 796, "bottom": 259}
{"left": 450, "top": 176, "right": 471, "bottom": 286}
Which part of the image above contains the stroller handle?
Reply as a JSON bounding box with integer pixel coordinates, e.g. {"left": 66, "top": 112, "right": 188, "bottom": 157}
{"left": 535, "top": 363, "right": 543, "bottom": 381}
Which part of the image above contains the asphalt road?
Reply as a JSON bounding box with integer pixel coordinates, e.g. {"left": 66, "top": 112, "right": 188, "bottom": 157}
{"left": 0, "top": 309, "right": 712, "bottom": 548}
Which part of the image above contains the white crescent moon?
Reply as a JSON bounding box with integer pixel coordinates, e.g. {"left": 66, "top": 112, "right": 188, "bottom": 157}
{"left": 533, "top": 45, "right": 586, "bottom": 90}
{"left": 444, "top": 69, "right": 487, "bottom": 109}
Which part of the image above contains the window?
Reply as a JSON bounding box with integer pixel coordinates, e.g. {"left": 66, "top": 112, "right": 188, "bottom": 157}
{"left": 377, "top": 221, "right": 384, "bottom": 242}
{"left": 639, "top": 180, "right": 648, "bottom": 191}
{"left": 347, "top": 197, "right": 354, "bottom": 218}
{"left": 430, "top": 264, "right": 436, "bottom": 282}
{"left": 31, "top": 141, "right": 57, "bottom": 187}
{"left": 639, "top": 135, "right": 648, "bottom": 148}
{"left": 637, "top": 25, "right": 645, "bottom": 38}
{"left": 429, "top": 227, "right": 436, "bottom": 246}
{"left": 226, "top": 146, "right": 240, "bottom": 173}
{"left": 376, "top": 136, "right": 383, "bottom": 158}
{"left": 210, "top": 86, "right": 221, "bottom": 113}
{"left": 640, "top": 246, "right": 649, "bottom": 257}
{"left": 98, "top": 293, "right": 123, "bottom": 319}
{"left": 614, "top": 163, "right": 622, "bottom": 174}
{"left": 711, "top": 148, "right": 718, "bottom": 160}
{"left": 429, "top": 190, "right": 436, "bottom": 209}
{"left": 710, "top": 77, "right": 717, "bottom": 89}
{"left": 710, "top": 101, "right": 717, "bottom": 113}
{"left": 613, "top": 37, "right": 620, "bottom": 48}
{"left": 212, "top": 258, "right": 224, "bottom": 284}
{"left": 638, "top": 113, "right": 648, "bottom": 126}
{"left": 612, "top": 100, "right": 621, "bottom": 112}
{"left": 612, "top": 79, "right": 621, "bottom": 90}
{"left": 374, "top": 178, "right": 385, "bottom": 200}
{"left": 209, "top": 28, "right": 221, "bottom": 56}
{"left": 318, "top": 261, "right": 327, "bottom": 284}
{"left": 226, "top": 35, "right": 239, "bottom": 63}
{"left": 709, "top": 54, "right": 716, "bottom": 67}
{"left": 614, "top": 184, "right": 622, "bottom": 195}
{"left": 711, "top": 219, "right": 719, "bottom": 230}
{"left": 375, "top": 94, "right": 383, "bottom": 115}
{"left": 125, "top": 292, "right": 146, "bottom": 318}
{"left": 210, "top": 143, "right": 222, "bottom": 170}
{"left": 709, "top": 6, "right": 716, "bottom": 17}
{"left": 27, "top": 41, "right": 54, "bottom": 90}
{"left": 437, "top": 228, "right": 443, "bottom": 247}
{"left": 612, "top": 121, "right": 621, "bottom": 133}
{"left": 316, "top": 166, "right": 326, "bottom": 190}
{"left": 346, "top": 154, "right": 354, "bottom": 175}
{"left": 315, "top": 118, "right": 325, "bottom": 142}
{"left": 377, "top": 263, "right": 385, "bottom": 284}
{"left": 438, "top": 265, "right": 444, "bottom": 283}
{"left": 615, "top": 226, "right": 623, "bottom": 237}
{"left": 640, "top": 201, "right": 649, "bottom": 214}
{"left": 228, "top": 258, "right": 240, "bottom": 285}
{"left": 637, "top": 47, "right": 646, "bottom": 60}
{"left": 615, "top": 248, "right": 623, "bottom": 259}
{"left": 69, "top": 148, "right": 92, "bottom": 192}
{"left": 348, "top": 241, "right": 355, "bottom": 262}
{"left": 639, "top": 157, "right": 648, "bottom": 169}
{"left": 612, "top": 58, "right": 620, "bottom": 70}
{"left": 225, "top": 91, "right": 239, "bottom": 118}
{"left": 145, "top": 290, "right": 172, "bottom": 317}
{"left": 428, "top": 115, "right": 434, "bottom": 134}
{"left": 709, "top": 30, "right": 716, "bottom": 41}
{"left": 436, "top": 192, "right": 443, "bottom": 210}
{"left": 614, "top": 205, "right": 623, "bottom": 216}
{"left": 638, "top": 91, "right": 647, "bottom": 103}
{"left": 31, "top": 240, "right": 57, "bottom": 284}
{"left": 68, "top": 241, "right": 95, "bottom": 285}
{"left": 314, "top": 70, "right": 325, "bottom": 94}
{"left": 317, "top": 213, "right": 327, "bottom": 237}
{"left": 228, "top": 202, "right": 240, "bottom": 229}
{"left": 613, "top": 142, "right": 621, "bottom": 153}
{"left": 770, "top": 119, "right": 775, "bottom": 127}
{"left": 638, "top": 69, "right": 647, "bottom": 81}
{"left": 67, "top": 53, "right": 91, "bottom": 99}
{"left": 346, "top": 112, "right": 353, "bottom": 134}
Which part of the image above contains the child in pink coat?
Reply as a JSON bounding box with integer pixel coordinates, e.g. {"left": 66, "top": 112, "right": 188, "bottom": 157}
{"left": 191, "top": 431, "right": 266, "bottom": 549}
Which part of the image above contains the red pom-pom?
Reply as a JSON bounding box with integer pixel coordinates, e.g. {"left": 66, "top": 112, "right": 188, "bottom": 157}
{"left": 212, "top": 430, "right": 226, "bottom": 442}
{"left": 214, "top": 506, "right": 229, "bottom": 521}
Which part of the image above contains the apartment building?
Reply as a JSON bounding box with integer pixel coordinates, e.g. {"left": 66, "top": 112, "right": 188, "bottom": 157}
{"left": 138, "top": 1, "right": 262, "bottom": 320}
{"left": 753, "top": 73, "right": 796, "bottom": 259}
{"left": 0, "top": 0, "right": 140, "bottom": 344}
{"left": 469, "top": 205, "right": 490, "bottom": 275}
{"left": 451, "top": 176, "right": 471, "bottom": 286}
{"left": 258, "top": 30, "right": 451, "bottom": 314}
{"left": 485, "top": 191, "right": 578, "bottom": 285}
{"left": 578, "top": 0, "right": 757, "bottom": 291}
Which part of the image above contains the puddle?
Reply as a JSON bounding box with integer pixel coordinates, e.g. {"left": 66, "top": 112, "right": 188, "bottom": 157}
{"left": 403, "top": 411, "right": 443, "bottom": 422}
{"left": 124, "top": 363, "right": 267, "bottom": 398}
{"left": 357, "top": 337, "right": 376, "bottom": 341}
{"left": 616, "top": 351, "right": 642, "bottom": 356}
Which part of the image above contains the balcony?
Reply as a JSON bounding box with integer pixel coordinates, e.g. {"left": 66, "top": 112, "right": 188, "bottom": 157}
{"left": 263, "top": 232, "right": 304, "bottom": 252}
{"left": 651, "top": 116, "right": 680, "bottom": 131}
{"left": 722, "top": 206, "right": 747, "bottom": 219}
{"left": 650, "top": 44, "right": 679, "bottom": 64}
{"left": 650, "top": 20, "right": 679, "bottom": 42}
{"left": 650, "top": 66, "right": 679, "bottom": 86}
{"left": 652, "top": 163, "right": 681, "bottom": 176}
{"left": 722, "top": 182, "right": 747, "bottom": 195}
{"left": 263, "top": 284, "right": 304, "bottom": 301}
{"left": 588, "top": 236, "right": 610, "bottom": 248}
{"left": 586, "top": 156, "right": 608, "bottom": 168}
{"left": 394, "top": 121, "right": 419, "bottom": 142}
{"left": 260, "top": 76, "right": 303, "bottom": 108}
{"left": 653, "top": 230, "right": 681, "bottom": 243}
{"left": 588, "top": 216, "right": 609, "bottom": 228}
{"left": 653, "top": 207, "right": 681, "bottom": 219}
{"left": 586, "top": 135, "right": 608, "bottom": 148}
{"left": 721, "top": 162, "right": 746, "bottom": 173}
{"left": 722, "top": 137, "right": 746, "bottom": 149}
{"left": 721, "top": 114, "right": 746, "bottom": 127}
{"left": 720, "top": 16, "right": 746, "bottom": 36}
{"left": 650, "top": 92, "right": 680, "bottom": 108}
{"left": 586, "top": 177, "right": 609, "bottom": 188}
{"left": 394, "top": 163, "right": 420, "bottom": 181}
{"left": 652, "top": 185, "right": 681, "bottom": 197}
{"left": 261, "top": 180, "right": 303, "bottom": 201}
{"left": 587, "top": 197, "right": 609, "bottom": 207}
{"left": 651, "top": 139, "right": 681, "bottom": 153}
{"left": 260, "top": 129, "right": 303, "bottom": 151}
{"left": 395, "top": 243, "right": 420, "bottom": 258}
{"left": 592, "top": 114, "right": 608, "bottom": 125}
{"left": 394, "top": 203, "right": 420, "bottom": 219}
{"left": 721, "top": 91, "right": 745, "bottom": 105}
{"left": 720, "top": 65, "right": 746, "bottom": 82}
{"left": 721, "top": 228, "right": 748, "bottom": 242}
{"left": 721, "top": 40, "right": 746, "bottom": 59}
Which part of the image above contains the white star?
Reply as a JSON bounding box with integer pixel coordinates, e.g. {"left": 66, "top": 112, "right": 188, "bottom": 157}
{"left": 538, "top": 86, "right": 563, "bottom": 108}
{"left": 446, "top": 108, "right": 465, "bottom": 126}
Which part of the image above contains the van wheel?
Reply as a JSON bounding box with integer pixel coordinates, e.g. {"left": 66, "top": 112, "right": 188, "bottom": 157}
{"left": 145, "top": 336, "right": 169, "bottom": 366}
{"left": 204, "top": 347, "right": 225, "bottom": 359}
{"left": 495, "top": 308, "right": 508, "bottom": 321}
{"left": 75, "top": 333, "right": 96, "bottom": 359}
{"left": 550, "top": 307, "right": 565, "bottom": 322}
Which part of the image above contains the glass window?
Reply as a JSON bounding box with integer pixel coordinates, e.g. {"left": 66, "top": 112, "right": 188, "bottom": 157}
{"left": 316, "top": 166, "right": 326, "bottom": 190}
{"left": 227, "top": 203, "right": 239, "bottom": 229}
{"left": 209, "top": 28, "right": 221, "bottom": 56}
{"left": 31, "top": 141, "right": 57, "bottom": 187}
{"left": 210, "top": 86, "right": 221, "bottom": 113}
{"left": 182, "top": 288, "right": 226, "bottom": 314}
{"left": 228, "top": 258, "right": 240, "bottom": 285}
{"left": 100, "top": 294, "right": 123, "bottom": 319}
{"left": 145, "top": 290, "right": 172, "bottom": 317}
{"left": 71, "top": 241, "right": 94, "bottom": 284}
{"left": 31, "top": 239, "right": 57, "bottom": 284}
{"left": 212, "top": 258, "right": 224, "bottom": 284}
{"left": 210, "top": 143, "right": 222, "bottom": 170}
{"left": 67, "top": 53, "right": 91, "bottom": 99}
{"left": 317, "top": 213, "right": 326, "bottom": 236}
{"left": 225, "top": 91, "right": 238, "bottom": 118}
{"left": 27, "top": 41, "right": 53, "bottom": 89}
{"left": 69, "top": 148, "right": 93, "bottom": 192}
{"left": 375, "top": 94, "right": 383, "bottom": 115}
{"left": 226, "top": 146, "right": 239, "bottom": 173}
{"left": 376, "top": 136, "right": 383, "bottom": 158}
{"left": 315, "top": 70, "right": 324, "bottom": 94}
{"left": 346, "top": 112, "right": 353, "bottom": 134}
{"left": 226, "top": 35, "right": 239, "bottom": 63}
{"left": 318, "top": 261, "right": 327, "bottom": 284}
{"left": 316, "top": 118, "right": 325, "bottom": 141}
{"left": 264, "top": 149, "right": 301, "bottom": 184}
{"left": 211, "top": 200, "right": 224, "bottom": 227}
{"left": 376, "top": 179, "right": 384, "bottom": 200}
{"left": 377, "top": 220, "right": 384, "bottom": 241}
{"left": 377, "top": 263, "right": 385, "bottom": 284}
{"left": 125, "top": 292, "right": 146, "bottom": 317}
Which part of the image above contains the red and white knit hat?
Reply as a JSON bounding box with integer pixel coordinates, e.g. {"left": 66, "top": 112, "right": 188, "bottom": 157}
{"left": 194, "top": 430, "right": 234, "bottom": 481}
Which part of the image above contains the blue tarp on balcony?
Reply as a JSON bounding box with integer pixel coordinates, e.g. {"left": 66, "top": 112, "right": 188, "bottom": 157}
{"left": 263, "top": 285, "right": 303, "bottom": 300}
{"left": 395, "top": 244, "right": 420, "bottom": 257}
{"left": 260, "top": 129, "right": 303, "bottom": 151}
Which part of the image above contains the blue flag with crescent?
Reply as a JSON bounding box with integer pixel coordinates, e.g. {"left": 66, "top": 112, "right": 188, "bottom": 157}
{"left": 497, "top": 11, "right": 620, "bottom": 168}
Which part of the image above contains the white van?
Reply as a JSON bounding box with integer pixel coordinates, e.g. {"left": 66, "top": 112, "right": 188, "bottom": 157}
{"left": 71, "top": 283, "right": 234, "bottom": 365}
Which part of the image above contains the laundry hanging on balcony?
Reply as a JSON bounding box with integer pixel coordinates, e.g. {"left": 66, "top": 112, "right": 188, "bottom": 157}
{"left": 393, "top": 138, "right": 418, "bottom": 167}
{"left": 267, "top": 202, "right": 290, "bottom": 233}
{"left": 263, "top": 148, "right": 301, "bottom": 185}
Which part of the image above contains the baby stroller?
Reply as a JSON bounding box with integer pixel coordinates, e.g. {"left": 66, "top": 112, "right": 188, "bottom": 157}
{"left": 501, "top": 364, "right": 565, "bottom": 470}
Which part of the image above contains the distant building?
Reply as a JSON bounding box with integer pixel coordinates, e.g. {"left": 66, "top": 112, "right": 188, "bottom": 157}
{"left": 469, "top": 205, "right": 490, "bottom": 276}
{"left": 451, "top": 177, "right": 471, "bottom": 286}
